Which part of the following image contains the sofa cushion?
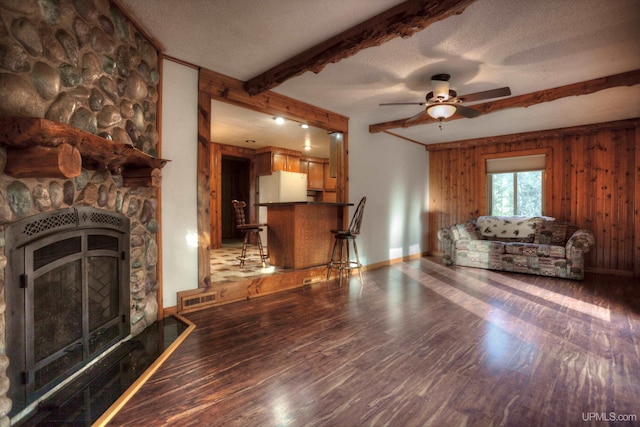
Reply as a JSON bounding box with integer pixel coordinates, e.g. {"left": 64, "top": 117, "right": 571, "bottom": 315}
{"left": 538, "top": 257, "right": 569, "bottom": 277}
{"left": 477, "top": 216, "right": 547, "bottom": 242}
{"left": 455, "top": 250, "right": 504, "bottom": 268}
{"left": 451, "top": 220, "right": 481, "bottom": 240}
{"left": 457, "top": 239, "right": 504, "bottom": 253}
{"left": 534, "top": 219, "right": 577, "bottom": 245}
{"left": 504, "top": 242, "right": 565, "bottom": 258}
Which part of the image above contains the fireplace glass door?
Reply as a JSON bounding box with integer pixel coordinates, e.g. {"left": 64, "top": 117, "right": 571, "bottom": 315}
{"left": 25, "top": 229, "right": 128, "bottom": 402}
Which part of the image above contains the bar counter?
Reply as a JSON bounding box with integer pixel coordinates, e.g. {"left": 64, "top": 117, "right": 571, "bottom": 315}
{"left": 257, "top": 202, "right": 352, "bottom": 269}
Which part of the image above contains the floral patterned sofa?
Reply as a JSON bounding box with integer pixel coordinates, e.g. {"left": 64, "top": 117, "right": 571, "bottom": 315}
{"left": 437, "top": 216, "right": 595, "bottom": 280}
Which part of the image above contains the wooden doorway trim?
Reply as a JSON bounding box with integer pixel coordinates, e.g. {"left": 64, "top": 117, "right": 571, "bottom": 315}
{"left": 196, "top": 67, "right": 350, "bottom": 289}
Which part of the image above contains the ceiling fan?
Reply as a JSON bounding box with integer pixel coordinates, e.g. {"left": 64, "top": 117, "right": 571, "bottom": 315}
{"left": 380, "top": 74, "right": 511, "bottom": 129}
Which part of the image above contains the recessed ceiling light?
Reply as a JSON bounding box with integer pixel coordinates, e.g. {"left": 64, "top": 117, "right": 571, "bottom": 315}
{"left": 300, "top": 123, "right": 309, "bottom": 129}
{"left": 245, "top": 139, "right": 256, "bottom": 143}
{"left": 273, "top": 116, "right": 285, "bottom": 125}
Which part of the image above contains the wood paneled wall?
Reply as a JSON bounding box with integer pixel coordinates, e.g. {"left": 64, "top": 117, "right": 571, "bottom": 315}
{"left": 428, "top": 119, "right": 640, "bottom": 277}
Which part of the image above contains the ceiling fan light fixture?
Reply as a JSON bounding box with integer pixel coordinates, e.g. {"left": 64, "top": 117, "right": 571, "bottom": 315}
{"left": 430, "top": 74, "right": 451, "bottom": 100}
{"left": 426, "top": 103, "right": 456, "bottom": 120}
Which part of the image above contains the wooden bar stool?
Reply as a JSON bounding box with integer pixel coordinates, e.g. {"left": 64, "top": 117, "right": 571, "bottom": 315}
{"left": 232, "top": 200, "right": 268, "bottom": 268}
{"left": 326, "top": 197, "right": 366, "bottom": 287}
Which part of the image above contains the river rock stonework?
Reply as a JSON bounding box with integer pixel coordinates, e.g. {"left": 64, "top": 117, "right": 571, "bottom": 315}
{"left": 0, "top": 0, "right": 159, "bottom": 154}
{"left": 0, "top": 168, "right": 160, "bottom": 335}
{"left": 0, "top": 1, "right": 161, "bottom": 424}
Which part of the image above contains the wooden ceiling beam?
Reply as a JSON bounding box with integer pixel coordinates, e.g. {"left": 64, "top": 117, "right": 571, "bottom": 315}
{"left": 369, "top": 69, "right": 640, "bottom": 133}
{"left": 200, "top": 67, "right": 349, "bottom": 133}
{"left": 244, "top": 0, "right": 478, "bottom": 95}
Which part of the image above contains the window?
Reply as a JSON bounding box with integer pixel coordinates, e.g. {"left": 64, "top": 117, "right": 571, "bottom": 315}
{"left": 486, "top": 154, "right": 545, "bottom": 216}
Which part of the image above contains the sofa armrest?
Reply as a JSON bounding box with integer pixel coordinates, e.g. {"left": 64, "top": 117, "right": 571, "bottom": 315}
{"left": 438, "top": 227, "right": 453, "bottom": 243}
{"left": 438, "top": 227, "right": 455, "bottom": 265}
{"left": 566, "top": 229, "right": 595, "bottom": 257}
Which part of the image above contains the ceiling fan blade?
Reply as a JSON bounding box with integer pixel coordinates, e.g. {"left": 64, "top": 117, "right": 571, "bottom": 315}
{"left": 455, "top": 104, "right": 481, "bottom": 118}
{"left": 379, "top": 102, "right": 427, "bottom": 106}
{"left": 405, "top": 109, "right": 429, "bottom": 122}
{"left": 458, "top": 87, "right": 511, "bottom": 103}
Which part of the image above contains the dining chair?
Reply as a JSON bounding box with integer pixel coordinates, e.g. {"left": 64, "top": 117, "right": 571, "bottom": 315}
{"left": 326, "top": 196, "right": 366, "bottom": 287}
{"left": 232, "top": 200, "right": 268, "bottom": 268}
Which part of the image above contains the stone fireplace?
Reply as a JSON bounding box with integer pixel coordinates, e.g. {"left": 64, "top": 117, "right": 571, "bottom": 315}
{"left": 0, "top": 166, "right": 163, "bottom": 421}
{"left": 0, "top": 0, "right": 165, "bottom": 424}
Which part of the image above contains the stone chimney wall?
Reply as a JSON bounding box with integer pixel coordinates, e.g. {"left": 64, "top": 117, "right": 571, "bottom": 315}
{"left": 0, "top": 0, "right": 161, "bottom": 423}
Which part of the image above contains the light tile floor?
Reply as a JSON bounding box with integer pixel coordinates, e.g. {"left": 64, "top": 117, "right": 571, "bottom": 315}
{"left": 210, "top": 241, "right": 287, "bottom": 283}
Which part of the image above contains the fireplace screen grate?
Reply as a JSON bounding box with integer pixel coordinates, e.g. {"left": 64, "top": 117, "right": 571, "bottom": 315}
{"left": 86, "top": 211, "right": 126, "bottom": 228}
{"left": 23, "top": 211, "right": 78, "bottom": 237}
{"left": 33, "top": 257, "right": 83, "bottom": 389}
{"left": 5, "top": 208, "right": 131, "bottom": 417}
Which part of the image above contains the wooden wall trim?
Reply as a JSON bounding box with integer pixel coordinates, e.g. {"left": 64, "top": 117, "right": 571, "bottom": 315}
{"left": 212, "top": 142, "right": 264, "bottom": 240}
{"left": 163, "top": 54, "right": 199, "bottom": 70}
{"left": 210, "top": 143, "right": 222, "bottom": 248}
{"left": 156, "top": 54, "right": 164, "bottom": 319}
{"left": 217, "top": 143, "right": 257, "bottom": 158}
{"left": 199, "top": 68, "right": 349, "bottom": 133}
{"left": 635, "top": 125, "right": 640, "bottom": 277}
{"left": 425, "top": 118, "right": 640, "bottom": 151}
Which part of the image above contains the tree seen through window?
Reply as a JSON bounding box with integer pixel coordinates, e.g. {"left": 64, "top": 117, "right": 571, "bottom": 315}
{"left": 490, "top": 171, "right": 542, "bottom": 216}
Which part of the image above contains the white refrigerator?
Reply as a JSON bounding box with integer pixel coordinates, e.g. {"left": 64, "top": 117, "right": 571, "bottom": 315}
{"left": 258, "top": 171, "right": 308, "bottom": 245}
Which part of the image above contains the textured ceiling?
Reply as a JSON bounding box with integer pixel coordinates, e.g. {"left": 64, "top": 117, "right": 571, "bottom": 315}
{"left": 119, "top": 0, "right": 640, "bottom": 147}
{"left": 210, "top": 101, "right": 331, "bottom": 157}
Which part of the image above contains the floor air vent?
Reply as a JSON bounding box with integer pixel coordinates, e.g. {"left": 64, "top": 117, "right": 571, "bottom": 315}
{"left": 181, "top": 291, "right": 218, "bottom": 311}
{"left": 302, "top": 276, "right": 323, "bottom": 286}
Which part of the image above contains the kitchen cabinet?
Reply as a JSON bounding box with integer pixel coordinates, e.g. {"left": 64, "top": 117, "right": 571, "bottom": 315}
{"left": 301, "top": 157, "right": 324, "bottom": 190}
{"left": 322, "top": 191, "right": 337, "bottom": 202}
{"left": 323, "top": 161, "right": 336, "bottom": 190}
{"left": 322, "top": 161, "right": 337, "bottom": 201}
{"left": 255, "top": 147, "right": 301, "bottom": 175}
{"left": 273, "top": 152, "right": 300, "bottom": 172}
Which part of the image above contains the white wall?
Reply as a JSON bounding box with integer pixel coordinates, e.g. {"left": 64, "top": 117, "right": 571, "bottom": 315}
{"left": 160, "top": 59, "right": 199, "bottom": 308}
{"left": 348, "top": 119, "right": 430, "bottom": 266}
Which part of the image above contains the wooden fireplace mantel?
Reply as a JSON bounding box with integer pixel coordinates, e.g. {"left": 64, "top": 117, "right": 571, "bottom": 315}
{"left": 0, "top": 117, "right": 169, "bottom": 187}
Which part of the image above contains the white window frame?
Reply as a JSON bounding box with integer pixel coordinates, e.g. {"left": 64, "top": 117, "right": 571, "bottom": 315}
{"left": 487, "top": 171, "right": 546, "bottom": 216}
{"left": 485, "top": 153, "right": 547, "bottom": 216}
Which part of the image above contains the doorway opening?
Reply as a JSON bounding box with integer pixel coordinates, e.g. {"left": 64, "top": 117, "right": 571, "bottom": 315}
{"left": 221, "top": 156, "right": 251, "bottom": 245}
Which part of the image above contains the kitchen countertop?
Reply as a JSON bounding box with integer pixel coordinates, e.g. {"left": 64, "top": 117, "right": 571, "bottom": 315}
{"left": 257, "top": 201, "right": 353, "bottom": 206}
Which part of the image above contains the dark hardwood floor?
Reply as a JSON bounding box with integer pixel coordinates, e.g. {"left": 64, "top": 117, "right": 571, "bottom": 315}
{"left": 109, "top": 257, "right": 640, "bottom": 426}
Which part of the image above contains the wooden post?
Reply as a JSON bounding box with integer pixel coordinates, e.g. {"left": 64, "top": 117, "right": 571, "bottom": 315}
{"left": 5, "top": 143, "right": 81, "bottom": 178}
{"left": 197, "top": 90, "right": 212, "bottom": 289}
